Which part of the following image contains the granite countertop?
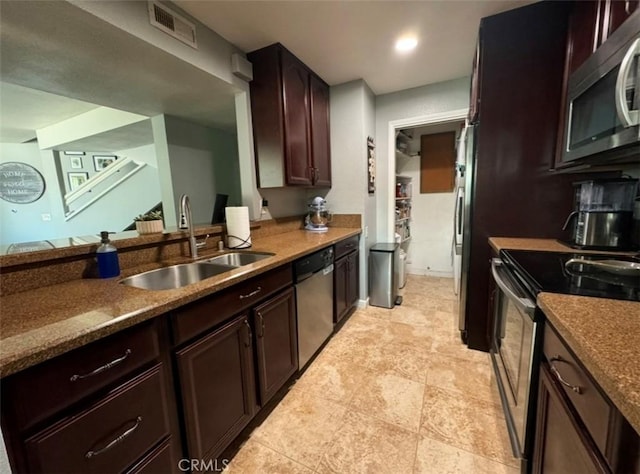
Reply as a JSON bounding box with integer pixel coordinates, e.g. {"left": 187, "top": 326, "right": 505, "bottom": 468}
{"left": 538, "top": 292, "right": 640, "bottom": 435}
{"left": 0, "top": 227, "right": 360, "bottom": 378}
{"left": 489, "top": 237, "right": 636, "bottom": 255}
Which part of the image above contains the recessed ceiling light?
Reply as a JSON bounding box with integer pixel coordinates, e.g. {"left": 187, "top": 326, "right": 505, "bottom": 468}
{"left": 395, "top": 36, "right": 418, "bottom": 53}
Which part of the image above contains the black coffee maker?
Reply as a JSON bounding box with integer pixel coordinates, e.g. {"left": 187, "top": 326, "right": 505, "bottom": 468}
{"left": 562, "top": 178, "right": 638, "bottom": 250}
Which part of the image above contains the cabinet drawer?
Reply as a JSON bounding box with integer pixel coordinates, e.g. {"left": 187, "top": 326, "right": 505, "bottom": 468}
{"left": 172, "top": 264, "right": 292, "bottom": 345}
{"left": 127, "top": 438, "right": 175, "bottom": 474}
{"left": 534, "top": 362, "right": 608, "bottom": 474}
{"left": 24, "top": 364, "right": 170, "bottom": 474}
{"left": 543, "top": 324, "right": 612, "bottom": 455}
{"left": 4, "top": 320, "right": 160, "bottom": 432}
{"left": 334, "top": 235, "right": 358, "bottom": 260}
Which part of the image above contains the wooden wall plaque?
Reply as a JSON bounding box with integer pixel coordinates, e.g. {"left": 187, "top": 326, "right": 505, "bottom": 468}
{"left": 0, "top": 162, "right": 46, "bottom": 204}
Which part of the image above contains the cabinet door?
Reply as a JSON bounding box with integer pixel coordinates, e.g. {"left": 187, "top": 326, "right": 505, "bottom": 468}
{"left": 605, "top": 0, "right": 639, "bottom": 39}
{"left": 566, "top": 1, "right": 602, "bottom": 74}
{"left": 533, "top": 363, "right": 608, "bottom": 474}
{"left": 253, "top": 287, "right": 298, "bottom": 405}
{"left": 347, "top": 250, "right": 360, "bottom": 308}
{"left": 309, "top": 74, "right": 331, "bottom": 187}
{"left": 334, "top": 255, "right": 349, "bottom": 323}
{"left": 176, "top": 315, "right": 256, "bottom": 461}
{"left": 281, "top": 50, "right": 312, "bottom": 186}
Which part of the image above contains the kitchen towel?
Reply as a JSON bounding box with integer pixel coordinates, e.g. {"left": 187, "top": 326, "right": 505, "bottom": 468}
{"left": 225, "top": 206, "right": 251, "bottom": 249}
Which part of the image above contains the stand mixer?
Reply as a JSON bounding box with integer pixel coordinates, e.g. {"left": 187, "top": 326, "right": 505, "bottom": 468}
{"left": 305, "top": 197, "right": 332, "bottom": 232}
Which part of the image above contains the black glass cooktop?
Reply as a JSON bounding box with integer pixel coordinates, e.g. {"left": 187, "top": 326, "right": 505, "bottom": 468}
{"left": 500, "top": 250, "right": 640, "bottom": 302}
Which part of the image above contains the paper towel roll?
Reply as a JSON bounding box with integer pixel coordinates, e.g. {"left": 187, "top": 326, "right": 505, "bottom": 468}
{"left": 226, "top": 206, "right": 251, "bottom": 249}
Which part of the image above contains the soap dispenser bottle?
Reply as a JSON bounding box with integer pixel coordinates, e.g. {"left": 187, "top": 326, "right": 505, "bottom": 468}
{"left": 96, "top": 231, "right": 120, "bottom": 278}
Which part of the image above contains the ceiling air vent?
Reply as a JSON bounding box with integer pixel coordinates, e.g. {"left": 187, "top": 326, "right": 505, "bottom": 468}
{"left": 148, "top": 1, "right": 197, "bottom": 49}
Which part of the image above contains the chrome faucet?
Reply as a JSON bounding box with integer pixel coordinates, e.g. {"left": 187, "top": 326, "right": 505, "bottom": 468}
{"left": 179, "top": 194, "right": 208, "bottom": 259}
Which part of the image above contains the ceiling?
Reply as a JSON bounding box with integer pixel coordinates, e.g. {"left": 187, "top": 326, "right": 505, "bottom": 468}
{"left": 0, "top": 0, "right": 238, "bottom": 148}
{"left": 176, "top": 0, "right": 536, "bottom": 95}
{"left": 0, "top": 83, "right": 98, "bottom": 144}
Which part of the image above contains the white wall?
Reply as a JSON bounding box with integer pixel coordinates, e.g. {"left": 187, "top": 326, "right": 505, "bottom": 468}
{"left": 70, "top": 1, "right": 262, "bottom": 220}
{"left": 0, "top": 144, "right": 59, "bottom": 245}
{"left": 0, "top": 93, "right": 163, "bottom": 246}
{"left": 0, "top": 142, "right": 162, "bottom": 246}
{"left": 164, "top": 115, "right": 241, "bottom": 226}
{"left": 70, "top": 0, "right": 248, "bottom": 90}
{"left": 62, "top": 145, "right": 161, "bottom": 235}
{"left": 398, "top": 123, "right": 463, "bottom": 277}
{"left": 375, "top": 77, "right": 470, "bottom": 243}
{"left": 326, "top": 80, "right": 368, "bottom": 217}
{"left": 326, "top": 79, "right": 376, "bottom": 300}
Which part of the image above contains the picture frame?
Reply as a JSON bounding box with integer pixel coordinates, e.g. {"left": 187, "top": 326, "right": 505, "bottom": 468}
{"left": 63, "top": 151, "right": 85, "bottom": 156}
{"left": 367, "top": 136, "right": 376, "bottom": 194}
{"left": 93, "top": 155, "right": 117, "bottom": 171}
{"left": 68, "top": 171, "right": 89, "bottom": 191}
{"left": 69, "top": 156, "right": 83, "bottom": 169}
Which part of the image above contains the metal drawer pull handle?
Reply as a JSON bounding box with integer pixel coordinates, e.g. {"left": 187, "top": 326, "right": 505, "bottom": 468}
{"left": 244, "top": 319, "right": 252, "bottom": 347}
{"left": 550, "top": 357, "right": 582, "bottom": 394}
{"left": 257, "top": 312, "right": 265, "bottom": 338}
{"left": 70, "top": 349, "right": 132, "bottom": 382}
{"left": 85, "top": 416, "right": 143, "bottom": 459}
{"left": 239, "top": 287, "right": 262, "bottom": 299}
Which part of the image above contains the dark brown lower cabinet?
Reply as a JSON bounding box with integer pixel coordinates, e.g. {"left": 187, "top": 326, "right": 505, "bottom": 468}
{"left": 1, "top": 319, "right": 180, "bottom": 474}
{"left": 23, "top": 365, "right": 171, "bottom": 474}
{"left": 534, "top": 323, "right": 640, "bottom": 474}
{"left": 533, "top": 362, "right": 608, "bottom": 474}
{"left": 127, "top": 439, "right": 175, "bottom": 474}
{"left": 253, "top": 287, "right": 298, "bottom": 406}
{"left": 334, "top": 249, "right": 359, "bottom": 323}
{"left": 334, "top": 255, "right": 349, "bottom": 321}
{"left": 176, "top": 314, "right": 256, "bottom": 462}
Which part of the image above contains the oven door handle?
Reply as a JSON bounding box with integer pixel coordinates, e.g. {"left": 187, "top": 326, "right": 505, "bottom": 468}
{"left": 491, "top": 259, "right": 535, "bottom": 317}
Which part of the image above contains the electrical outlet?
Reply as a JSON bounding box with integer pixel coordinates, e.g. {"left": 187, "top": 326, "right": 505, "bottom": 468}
{"left": 41, "top": 214, "right": 51, "bottom": 221}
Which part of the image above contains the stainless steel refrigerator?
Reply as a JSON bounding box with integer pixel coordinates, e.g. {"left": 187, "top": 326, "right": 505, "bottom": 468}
{"left": 456, "top": 123, "right": 476, "bottom": 343}
{"left": 452, "top": 123, "right": 468, "bottom": 297}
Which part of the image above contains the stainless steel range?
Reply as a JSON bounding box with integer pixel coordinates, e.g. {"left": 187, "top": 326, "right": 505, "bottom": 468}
{"left": 490, "top": 249, "right": 639, "bottom": 472}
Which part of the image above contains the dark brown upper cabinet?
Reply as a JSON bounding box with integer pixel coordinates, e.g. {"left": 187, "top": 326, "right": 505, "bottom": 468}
{"left": 566, "top": 0, "right": 639, "bottom": 75}
{"left": 248, "top": 43, "right": 331, "bottom": 188}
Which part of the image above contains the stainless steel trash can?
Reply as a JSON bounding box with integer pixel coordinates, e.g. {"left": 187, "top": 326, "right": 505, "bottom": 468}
{"left": 369, "top": 243, "right": 400, "bottom": 308}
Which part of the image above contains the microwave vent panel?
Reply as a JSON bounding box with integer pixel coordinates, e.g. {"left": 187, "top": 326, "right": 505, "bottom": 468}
{"left": 148, "top": 1, "right": 197, "bottom": 49}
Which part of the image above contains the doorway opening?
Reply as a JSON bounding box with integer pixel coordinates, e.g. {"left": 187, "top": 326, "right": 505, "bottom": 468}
{"left": 387, "top": 109, "right": 467, "bottom": 280}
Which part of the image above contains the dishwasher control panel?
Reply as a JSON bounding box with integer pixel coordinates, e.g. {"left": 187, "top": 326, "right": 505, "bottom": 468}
{"left": 294, "top": 247, "right": 334, "bottom": 282}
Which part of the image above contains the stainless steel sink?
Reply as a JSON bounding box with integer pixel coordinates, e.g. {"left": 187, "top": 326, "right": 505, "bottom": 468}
{"left": 120, "top": 262, "right": 236, "bottom": 291}
{"left": 203, "top": 252, "right": 274, "bottom": 267}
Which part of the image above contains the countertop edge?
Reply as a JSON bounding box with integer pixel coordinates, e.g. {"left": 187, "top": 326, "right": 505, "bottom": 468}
{"left": 0, "top": 228, "right": 361, "bottom": 378}
{"left": 538, "top": 293, "right": 640, "bottom": 436}
{"left": 489, "top": 237, "right": 636, "bottom": 255}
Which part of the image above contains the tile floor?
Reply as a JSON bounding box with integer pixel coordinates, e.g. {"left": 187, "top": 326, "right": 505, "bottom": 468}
{"left": 226, "top": 275, "right": 519, "bottom": 473}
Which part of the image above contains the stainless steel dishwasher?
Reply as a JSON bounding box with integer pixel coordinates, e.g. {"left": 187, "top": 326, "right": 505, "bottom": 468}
{"left": 294, "top": 246, "right": 334, "bottom": 370}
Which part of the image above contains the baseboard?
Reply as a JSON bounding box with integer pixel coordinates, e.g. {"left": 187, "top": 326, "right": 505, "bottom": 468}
{"left": 357, "top": 298, "right": 368, "bottom": 309}
{"left": 407, "top": 268, "right": 454, "bottom": 278}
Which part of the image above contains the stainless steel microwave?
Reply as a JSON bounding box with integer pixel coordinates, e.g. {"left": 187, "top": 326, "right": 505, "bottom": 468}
{"left": 562, "top": 15, "right": 640, "bottom": 164}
